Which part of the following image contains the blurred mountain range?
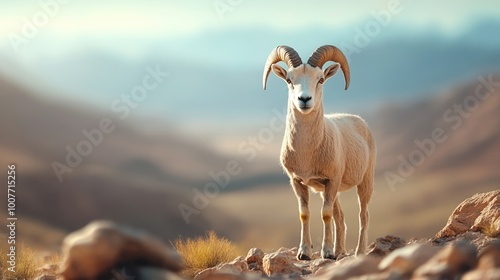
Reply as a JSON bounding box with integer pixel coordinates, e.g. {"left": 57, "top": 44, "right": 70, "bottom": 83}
{"left": 0, "top": 69, "right": 498, "bottom": 251}
{"left": 1, "top": 20, "right": 500, "bottom": 127}
{"left": 373, "top": 76, "right": 500, "bottom": 178}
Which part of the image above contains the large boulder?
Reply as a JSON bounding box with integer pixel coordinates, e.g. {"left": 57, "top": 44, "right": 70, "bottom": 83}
{"left": 436, "top": 190, "right": 500, "bottom": 238}
{"left": 60, "top": 220, "right": 182, "bottom": 280}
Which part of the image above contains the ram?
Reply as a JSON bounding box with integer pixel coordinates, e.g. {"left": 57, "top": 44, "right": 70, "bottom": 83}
{"left": 263, "top": 45, "right": 376, "bottom": 260}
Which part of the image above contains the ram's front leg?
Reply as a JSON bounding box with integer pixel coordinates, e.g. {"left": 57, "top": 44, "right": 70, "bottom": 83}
{"left": 321, "top": 179, "right": 338, "bottom": 259}
{"left": 291, "top": 178, "right": 312, "bottom": 260}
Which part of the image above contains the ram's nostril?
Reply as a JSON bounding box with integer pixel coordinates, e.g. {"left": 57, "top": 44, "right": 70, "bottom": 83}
{"left": 298, "top": 96, "right": 312, "bottom": 102}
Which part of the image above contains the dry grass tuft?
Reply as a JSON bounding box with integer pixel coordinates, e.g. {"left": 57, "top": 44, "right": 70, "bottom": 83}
{"left": 174, "top": 230, "right": 237, "bottom": 277}
{"left": 0, "top": 244, "right": 42, "bottom": 280}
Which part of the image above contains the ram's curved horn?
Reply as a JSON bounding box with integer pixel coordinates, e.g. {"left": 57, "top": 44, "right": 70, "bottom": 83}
{"left": 262, "top": 45, "right": 302, "bottom": 90}
{"left": 307, "top": 45, "right": 350, "bottom": 90}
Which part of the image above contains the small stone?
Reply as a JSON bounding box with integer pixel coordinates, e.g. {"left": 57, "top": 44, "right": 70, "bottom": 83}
{"left": 196, "top": 256, "right": 249, "bottom": 280}
{"left": 262, "top": 251, "right": 300, "bottom": 276}
{"left": 462, "top": 269, "right": 500, "bottom": 280}
{"left": 194, "top": 267, "right": 217, "bottom": 280}
{"left": 36, "top": 276, "right": 57, "bottom": 280}
{"left": 219, "top": 258, "right": 248, "bottom": 274}
{"left": 311, "top": 251, "right": 321, "bottom": 259}
{"left": 310, "top": 258, "right": 334, "bottom": 274}
{"left": 367, "top": 235, "right": 406, "bottom": 257}
{"left": 245, "top": 248, "right": 264, "bottom": 267}
{"left": 414, "top": 240, "right": 477, "bottom": 279}
{"left": 37, "top": 263, "right": 59, "bottom": 275}
{"left": 229, "top": 256, "right": 249, "bottom": 272}
{"left": 138, "top": 267, "right": 185, "bottom": 280}
{"left": 198, "top": 273, "right": 246, "bottom": 280}
{"left": 379, "top": 243, "right": 438, "bottom": 275}
{"left": 477, "top": 241, "right": 500, "bottom": 270}
{"left": 311, "top": 256, "right": 381, "bottom": 280}
{"left": 349, "top": 271, "right": 396, "bottom": 280}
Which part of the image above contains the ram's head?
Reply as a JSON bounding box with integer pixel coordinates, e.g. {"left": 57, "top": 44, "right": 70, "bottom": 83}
{"left": 263, "top": 45, "right": 350, "bottom": 114}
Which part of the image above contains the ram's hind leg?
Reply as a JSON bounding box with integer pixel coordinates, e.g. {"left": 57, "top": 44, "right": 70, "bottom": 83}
{"left": 356, "top": 175, "right": 373, "bottom": 255}
{"left": 291, "top": 178, "right": 312, "bottom": 260}
{"left": 333, "top": 196, "right": 346, "bottom": 258}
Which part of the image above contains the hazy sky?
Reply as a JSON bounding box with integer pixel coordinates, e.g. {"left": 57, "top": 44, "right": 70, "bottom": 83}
{"left": 1, "top": 0, "right": 500, "bottom": 38}
{"left": 0, "top": 1, "right": 499, "bottom": 130}
{"left": 1, "top": 0, "right": 499, "bottom": 63}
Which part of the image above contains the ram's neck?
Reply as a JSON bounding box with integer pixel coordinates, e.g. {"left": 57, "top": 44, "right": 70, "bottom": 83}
{"left": 284, "top": 102, "right": 325, "bottom": 150}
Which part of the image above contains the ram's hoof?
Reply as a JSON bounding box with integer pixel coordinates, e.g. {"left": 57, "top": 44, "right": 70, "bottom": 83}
{"left": 322, "top": 253, "right": 336, "bottom": 260}
{"left": 297, "top": 253, "right": 311, "bottom": 261}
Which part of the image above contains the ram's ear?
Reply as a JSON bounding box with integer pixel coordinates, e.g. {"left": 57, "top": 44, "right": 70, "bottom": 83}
{"left": 272, "top": 64, "right": 288, "bottom": 81}
{"left": 324, "top": 63, "right": 340, "bottom": 80}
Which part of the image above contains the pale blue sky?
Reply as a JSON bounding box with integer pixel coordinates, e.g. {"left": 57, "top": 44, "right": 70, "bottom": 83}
{"left": 2, "top": 0, "right": 499, "bottom": 64}
{"left": 1, "top": 0, "right": 499, "bottom": 128}
{"left": 1, "top": 0, "right": 500, "bottom": 38}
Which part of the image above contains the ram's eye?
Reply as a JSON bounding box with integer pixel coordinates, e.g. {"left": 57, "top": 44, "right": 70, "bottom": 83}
{"left": 318, "top": 78, "right": 325, "bottom": 84}
{"left": 286, "top": 78, "right": 292, "bottom": 84}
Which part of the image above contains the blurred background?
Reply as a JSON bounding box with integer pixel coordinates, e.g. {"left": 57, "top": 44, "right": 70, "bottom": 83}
{"left": 0, "top": 0, "right": 499, "bottom": 254}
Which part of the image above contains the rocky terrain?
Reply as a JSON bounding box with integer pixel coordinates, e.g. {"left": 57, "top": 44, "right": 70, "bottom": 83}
{"left": 22, "top": 190, "right": 498, "bottom": 280}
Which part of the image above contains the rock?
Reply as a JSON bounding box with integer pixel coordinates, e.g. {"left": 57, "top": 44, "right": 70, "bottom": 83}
{"left": 462, "top": 242, "right": 500, "bottom": 280}
{"left": 294, "top": 261, "right": 313, "bottom": 276}
{"left": 226, "top": 256, "right": 249, "bottom": 273}
{"left": 262, "top": 250, "right": 300, "bottom": 277}
{"left": 414, "top": 240, "right": 477, "bottom": 279}
{"left": 195, "top": 257, "right": 249, "bottom": 280}
{"left": 477, "top": 241, "right": 500, "bottom": 270}
{"left": 60, "top": 220, "right": 182, "bottom": 280}
{"left": 197, "top": 274, "right": 246, "bottom": 280}
{"left": 311, "top": 255, "right": 381, "bottom": 280}
{"left": 433, "top": 230, "right": 498, "bottom": 254}
{"left": 277, "top": 247, "right": 298, "bottom": 258}
{"left": 436, "top": 190, "right": 500, "bottom": 238}
{"left": 379, "top": 243, "right": 439, "bottom": 275}
{"left": 309, "top": 251, "right": 323, "bottom": 260}
{"left": 200, "top": 247, "right": 341, "bottom": 278}
{"left": 195, "top": 267, "right": 218, "bottom": 280}
{"left": 472, "top": 194, "right": 500, "bottom": 236}
{"left": 243, "top": 270, "right": 265, "bottom": 278}
{"left": 35, "top": 276, "right": 57, "bottom": 280}
{"left": 310, "top": 258, "right": 335, "bottom": 274}
{"left": 349, "top": 271, "right": 395, "bottom": 280}
{"left": 37, "top": 263, "right": 60, "bottom": 276}
{"left": 245, "top": 248, "right": 264, "bottom": 270}
{"left": 462, "top": 269, "right": 500, "bottom": 280}
{"left": 367, "top": 235, "right": 406, "bottom": 257}
{"left": 137, "top": 267, "right": 186, "bottom": 280}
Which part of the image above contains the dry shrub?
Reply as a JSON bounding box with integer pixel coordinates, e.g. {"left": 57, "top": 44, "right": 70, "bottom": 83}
{"left": 174, "top": 230, "right": 237, "bottom": 277}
